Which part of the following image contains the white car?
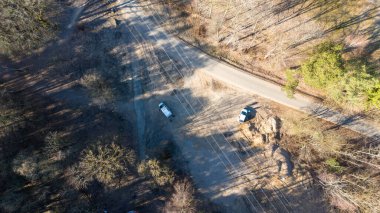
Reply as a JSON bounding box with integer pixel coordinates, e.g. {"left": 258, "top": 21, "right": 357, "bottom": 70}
{"left": 159, "top": 102, "right": 173, "bottom": 118}
{"left": 239, "top": 108, "right": 249, "bottom": 123}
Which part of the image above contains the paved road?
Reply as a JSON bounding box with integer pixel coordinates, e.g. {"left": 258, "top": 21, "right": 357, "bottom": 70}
{"left": 125, "top": 0, "right": 380, "bottom": 142}
{"left": 121, "top": 1, "right": 330, "bottom": 212}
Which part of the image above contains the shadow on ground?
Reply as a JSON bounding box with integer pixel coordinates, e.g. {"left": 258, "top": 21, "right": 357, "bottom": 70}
{"left": 0, "top": 0, "right": 327, "bottom": 212}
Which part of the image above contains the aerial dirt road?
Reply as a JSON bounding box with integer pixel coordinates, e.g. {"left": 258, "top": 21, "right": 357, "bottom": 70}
{"left": 120, "top": 0, "right": 326, "bottom": 212}
{"left": 124, "top": 0, "right": 380, "bottom": 143}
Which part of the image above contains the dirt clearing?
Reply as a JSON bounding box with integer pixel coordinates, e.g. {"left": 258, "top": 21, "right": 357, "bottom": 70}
{"left": 135, "top": 43, "right": 328, "bottom": 211}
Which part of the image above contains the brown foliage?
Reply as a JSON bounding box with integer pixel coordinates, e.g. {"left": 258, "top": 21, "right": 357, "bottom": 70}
{"left": 164, "top": 179, "right": 197, "bottom": 213}
{"left": 138, "top": 159, "right": 175, "bottom": 186}
{"left": 0, "top": 0, "right": 58, "bottom": 56}
{"left": 67, "top": 143, "right": 136, "bottom": 189}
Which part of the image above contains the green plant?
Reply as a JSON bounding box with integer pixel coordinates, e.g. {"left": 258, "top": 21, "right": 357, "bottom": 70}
{"left": 330, "top": 69, "right": 378, "bottom": 109}
{"left": 299, "top": 42, "right": 345, "bottom": 89}
{"left": 297, "top": 42, "right": 380, "bottom": 110}
{"left": 283, "top": 69, "right": 299, "bottom": 98}
{"left": 366, "top": 82, "right": 380, "bottom": 109}
{"left": 325, "top": 158, "right": 345, "bottom": 173}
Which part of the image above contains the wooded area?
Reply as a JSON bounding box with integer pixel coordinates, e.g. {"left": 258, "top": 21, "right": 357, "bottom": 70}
{"left": 1, "top": 0, "right": 379, "bottom": 212}
{"left": 155, "top": 0, "right": 379, "bottom": 111}
{"left": 0, "top": 0, "right": 58, "bottom": 57}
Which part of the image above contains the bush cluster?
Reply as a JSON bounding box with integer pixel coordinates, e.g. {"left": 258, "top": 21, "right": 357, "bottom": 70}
{"left": 138, "top": 159, "right": 175, "bottom": 186}
{"left": 0, "top": 0, "right": 57, "bottom": 56}
{"left": 283, "top": 69, "right": 299, "bottom": 98}
{"left": 68, "top": 143, "right": 136, "bottom": 188}
{"left": 285, "top": 42, "right": 380, "bottom": 110}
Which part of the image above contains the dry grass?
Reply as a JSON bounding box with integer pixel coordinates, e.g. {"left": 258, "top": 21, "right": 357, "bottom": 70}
{"left": 0, "top": 0, "right": 59, "bottom": 57}
{"left": 283, "top": 115, "right": 347, "bottom": 163}
{"left": 279, "top": 109, "right": 380, "bottom": 212}
{"left": 12, "top": 150, "right": 39, "bottom": 181}
{"left": 184, "top": 70, "right": 227, "bottom": 92}
{"left": 138, "top": 159, "right": 175, "bottom": 187}
{"left": 79, "top": 71, "right": 115, "bottom": 105}
{"left": 149, "top": 0, "right": 380, "bottom": 102}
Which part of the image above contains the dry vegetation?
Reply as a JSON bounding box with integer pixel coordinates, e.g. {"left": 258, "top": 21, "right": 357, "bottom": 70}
{"left": 79, "top": 71, "right": 116, "bottom": 106}
{"left": 153, "top": 0, "right": 378, "bottom": 70}
{"left": 0, "top": 74, "right": 200, "bottom": 212}
{"left": 225, "top": 92, "right": 380, "bottom": 213}
{"left": 281, "top": 113, "right": 380, "bottom": 212}
{"left": 147, "top": 0, "right": 380, "bottom": 112}
{"left": 0, "top": 0, "right": 59, "bottom": 57}
{"left": 0, "top": 87, "right": 143, "bottom": 211}
{"left": 143, "top": 2, "right": 380, "bottom": 209}
{"left": 164, "top": 179, "right": 198, "bottom": 213}
{"left": 68, "top": 142, "right": 136, "bottom": 189}
{"left": 1, "top": 0, "right": 379, "bottom": 212}
{"left": 240, "top": 105, "right": 380, "bottom": 212}
{"left": 0, "top": 0, "right": 204, "bottom": 212}
{"left": 138, "top": 159, "right": 175, "bottom": 187}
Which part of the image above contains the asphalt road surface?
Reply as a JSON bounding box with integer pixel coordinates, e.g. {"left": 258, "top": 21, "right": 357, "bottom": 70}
{"left": 124, "top": 0, "right": 380, "bottom": 143}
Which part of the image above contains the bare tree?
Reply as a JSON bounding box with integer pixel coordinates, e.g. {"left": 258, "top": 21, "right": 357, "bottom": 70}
{"left": 67, "top": 143, "right": 136, "bottom": 188}
{"left": 164, "top": 179, "right": 198, "bottom": 213}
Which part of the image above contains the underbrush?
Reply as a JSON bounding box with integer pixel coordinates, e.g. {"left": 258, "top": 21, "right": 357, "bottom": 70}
{"left": 0, "top": 0, "right": 59, "bottom": 57}
{"left": 282, "top": 113, "right": 380, "bottom": 212}
{"left": 79, "top": 71, "right": 116, "bottom": 105}
{"left": 147, "top": 0, "right": 379, "bottom": 114}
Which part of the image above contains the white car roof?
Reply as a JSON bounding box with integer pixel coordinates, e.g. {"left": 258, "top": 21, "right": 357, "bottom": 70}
{"left": 159, "top": 103, "right": 172, "bottom": 118}
{"left": 239, "top": 109, "right": 248, "bottom": 122}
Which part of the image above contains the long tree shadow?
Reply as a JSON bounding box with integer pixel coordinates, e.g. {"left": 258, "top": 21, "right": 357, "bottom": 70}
{"left": 0, "top": 0, "right": 332, "bottom": 212}
{"left": 291, "top": 4, "right": 380, "bottom": 48}
{"left": 0, "top": 0, "right": 209, "bottom": 211}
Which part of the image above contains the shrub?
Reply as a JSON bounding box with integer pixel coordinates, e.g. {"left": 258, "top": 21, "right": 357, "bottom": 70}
{"left": 283, "top": 69, "right": 299, "bottom": 98}
{"left": 164, "top": 179, "right": 197, "bottom": 213}
{"left": 138, "top": 159, "right": 175, "bottom": 186}
{"left": 299, "top": 43, "right": 345, "bottom": 89}
{"left": 66, "top": 165, "right": 92, "bottom": 190}
{"left": 285, "top": 117, "right": 346, "bottom": 162}
{"left": 325, "top": 158, "right": 344, "bottom": 173}
{"left": 79, "top": 72, "right": 115, "bottom": 105}
{"left": 296, "top": 42, "right": 380, "bottom": 110}
{"left": 366, "top": 82, "right": 380, "bottom": 109}
{"left": 312, "top": 131, "right": 346, "bottom": 158}
{"left": 12, "top": 151, "right": 39, "bottom": 181}
{"left": 44, "top": 131, "right": 64, "bottom": 157}
{"left": 68, "top": 143, "right": 136, "bottom": 188}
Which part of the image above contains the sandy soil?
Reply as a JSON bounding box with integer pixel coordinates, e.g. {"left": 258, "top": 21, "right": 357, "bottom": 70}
{"left": 130, "top": 37, "right": 327, "bottom": 211}
{"left": 1, "top": 0, "right": 328, "bottom": 211}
